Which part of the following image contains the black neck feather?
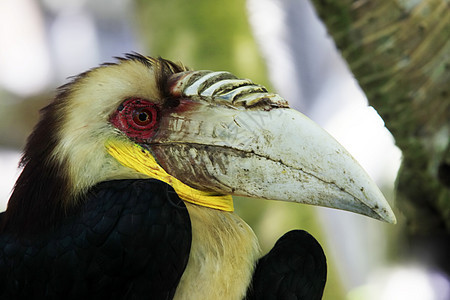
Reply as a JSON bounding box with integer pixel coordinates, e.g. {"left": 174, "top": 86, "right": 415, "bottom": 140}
{"left": 1, "top": 96, "right": 74, "bottom": 235}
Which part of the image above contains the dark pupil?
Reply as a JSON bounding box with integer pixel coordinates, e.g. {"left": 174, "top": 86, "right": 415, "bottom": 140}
{"left": 138, "top": 112, "right": 148, "bottom": 122}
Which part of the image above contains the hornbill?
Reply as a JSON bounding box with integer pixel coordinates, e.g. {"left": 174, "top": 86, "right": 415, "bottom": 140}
{"left": 0, "top": 54, "right": 396, "bottom": 299}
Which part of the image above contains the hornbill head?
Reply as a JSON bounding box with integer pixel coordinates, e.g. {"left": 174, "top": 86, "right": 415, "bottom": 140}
{"left": 4, "top": 53, "right": 395, "bottom": 232}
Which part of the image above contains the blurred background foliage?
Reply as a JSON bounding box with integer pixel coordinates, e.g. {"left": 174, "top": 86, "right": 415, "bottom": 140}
{"left": 136, "top": 0, "right": 269, "bottom": 87}
{"left": 1, "top": 0, "right": 448, "bottom": 299}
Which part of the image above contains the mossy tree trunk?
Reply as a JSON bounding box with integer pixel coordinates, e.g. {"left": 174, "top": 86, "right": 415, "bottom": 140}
{"left": 311, "top": 0, "right": 450, "bottom": 273}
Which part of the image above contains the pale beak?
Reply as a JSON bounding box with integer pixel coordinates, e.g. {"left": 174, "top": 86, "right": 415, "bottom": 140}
{"left": 149, "top": 71, "right": 396, "bottom": 223}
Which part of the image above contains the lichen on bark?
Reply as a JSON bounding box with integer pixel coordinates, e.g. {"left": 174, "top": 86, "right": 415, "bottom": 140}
{"left": 311, "top": 0, "right": 450, "bottom": 272}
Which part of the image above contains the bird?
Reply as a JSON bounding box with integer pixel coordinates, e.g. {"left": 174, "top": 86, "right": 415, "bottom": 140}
{"left": 0, "top": 53, "right": 396, "bottom": 299}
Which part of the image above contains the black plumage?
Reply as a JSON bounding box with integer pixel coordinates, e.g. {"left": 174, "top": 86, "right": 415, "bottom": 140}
{"left": 246, "top": 230, "right": 327, "bottom": 300}
{"left": 0, "top": 179, "right": 191, "bottom": 299}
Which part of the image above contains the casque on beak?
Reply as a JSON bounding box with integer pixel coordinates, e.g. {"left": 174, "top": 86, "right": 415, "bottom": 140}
{"left": 146, "top": 70, "right": 396, "bottom": 223}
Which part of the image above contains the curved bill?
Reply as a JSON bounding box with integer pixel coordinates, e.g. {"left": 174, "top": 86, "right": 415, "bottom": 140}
{"left": 148, "top": 71, "right": 396, "bottom": 223}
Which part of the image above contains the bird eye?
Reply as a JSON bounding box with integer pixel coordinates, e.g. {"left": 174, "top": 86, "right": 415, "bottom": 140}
{"left": 133, "top": 108, "right": 153, "bottom": 126}
{"left": 110, "top": 98, "right": 160, "bottom": 142}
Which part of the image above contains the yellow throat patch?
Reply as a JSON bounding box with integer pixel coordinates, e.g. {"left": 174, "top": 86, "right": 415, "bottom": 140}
{"left": 106, "top": 140, "right": 234, "bottom": 212}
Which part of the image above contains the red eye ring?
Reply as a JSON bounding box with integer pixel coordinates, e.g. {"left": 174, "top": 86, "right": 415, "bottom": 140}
{"left": 110, "top": 98, "right": 160, "bottom": 142}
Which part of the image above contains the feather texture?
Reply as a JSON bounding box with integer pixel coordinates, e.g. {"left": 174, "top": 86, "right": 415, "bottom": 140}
{"left": 0, "top": 179, "right": 191, "bottom": 299}
{"left": 246, "top": 230, "right": 327, "bottom": 300}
